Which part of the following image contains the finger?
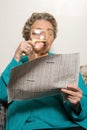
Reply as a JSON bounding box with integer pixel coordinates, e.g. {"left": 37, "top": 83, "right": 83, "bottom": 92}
{"left": 67, "top": 85, "right": 81, "bottom": 91}
{"left": 23, "top": 42, "right": 33, "bottom": 51}
{"left": 61, "top": 88, "right": 82, "bottom": 98}
{"left": 67, "top": 94, "right": 81, "bottom": 104}
{"left": 24, "top": 48, "right": 31, "bottom": 55}
{"left": 67, "top": 96, "right": 80, "bottom": 104}
{"left": 61, "top": 88, "right": 75, "bottom": 96}
{"left": 27, "top": 40, "right": 34, "bottom": 46}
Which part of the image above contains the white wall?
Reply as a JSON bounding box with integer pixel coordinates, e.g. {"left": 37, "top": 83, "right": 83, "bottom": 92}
{"left": 0, "top": 0, "right": 87, "bottom": 73}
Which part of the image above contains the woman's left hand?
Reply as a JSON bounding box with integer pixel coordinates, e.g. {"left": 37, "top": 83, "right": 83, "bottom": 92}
{"left": 61, "top": 85, "right": 82, "bottom": 105}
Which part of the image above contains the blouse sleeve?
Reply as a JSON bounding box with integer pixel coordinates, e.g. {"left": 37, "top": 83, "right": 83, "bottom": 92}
{"left": 1, "top": 58, "right": 22, "bottom": 85}
{"left": 0, "top": 58, "right": 22, "bottom": 101}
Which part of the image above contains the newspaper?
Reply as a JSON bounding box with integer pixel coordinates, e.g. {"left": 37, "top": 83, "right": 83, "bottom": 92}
{"left": 8, "top": 53, "right": 80, "bottom": 103}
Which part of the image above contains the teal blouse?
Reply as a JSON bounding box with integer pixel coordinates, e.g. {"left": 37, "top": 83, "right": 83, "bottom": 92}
{"left": 0, "top": 53, "right": 87, "bottom": 130}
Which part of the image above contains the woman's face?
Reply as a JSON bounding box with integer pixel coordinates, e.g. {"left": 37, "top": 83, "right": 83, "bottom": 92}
{"left": 30, "top": 20, "right": 54, "bottom": 54}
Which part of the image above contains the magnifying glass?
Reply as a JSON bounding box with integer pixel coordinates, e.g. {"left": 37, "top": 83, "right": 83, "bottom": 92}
{"left": 30, "top": 29, "right": 47, "bottom": 52}
{"left": 30, "top": 29, "right": 47, "bottom": 43}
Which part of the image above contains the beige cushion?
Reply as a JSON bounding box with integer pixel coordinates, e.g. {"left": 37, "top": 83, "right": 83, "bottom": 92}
{"left": 80, "top": 65, "right": 87, "bottom": 86}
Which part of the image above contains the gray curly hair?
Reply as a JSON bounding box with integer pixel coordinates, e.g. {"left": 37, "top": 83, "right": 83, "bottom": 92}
{"left": 22, "top": 12, "right": 58, "bottom": 40}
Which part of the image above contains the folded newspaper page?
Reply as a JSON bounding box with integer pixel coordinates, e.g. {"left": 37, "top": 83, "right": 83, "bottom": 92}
{"left": 8, "top": 53, "right": 80, "bottom": 103}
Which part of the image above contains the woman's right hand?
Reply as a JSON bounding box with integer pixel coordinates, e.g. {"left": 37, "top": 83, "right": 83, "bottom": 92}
{"left": 14, "top": 40, "right": 33, "bottom": 62}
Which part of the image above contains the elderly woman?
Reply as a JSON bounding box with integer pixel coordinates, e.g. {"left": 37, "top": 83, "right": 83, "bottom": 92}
{"left": 0, "top": 12, "right": 87, "bottom": 130}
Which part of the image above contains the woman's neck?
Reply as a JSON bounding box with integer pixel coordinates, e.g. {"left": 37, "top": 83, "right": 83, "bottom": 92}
{"left": 28, "top": 52, "right": 48, "bottom": 61}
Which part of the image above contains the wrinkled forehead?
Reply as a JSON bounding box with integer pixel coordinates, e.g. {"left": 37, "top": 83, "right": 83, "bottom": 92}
{"left": 30, "top": 20, "right": 54, "bottom": 30}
